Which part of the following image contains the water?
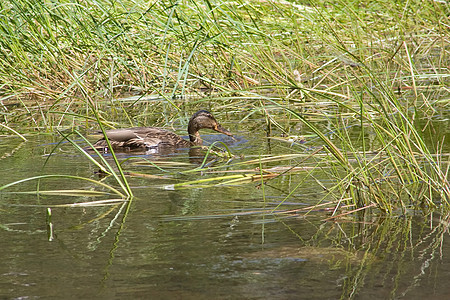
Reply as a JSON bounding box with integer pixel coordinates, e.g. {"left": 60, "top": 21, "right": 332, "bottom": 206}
{"left": 1, "top": 130, "right": 450, "bottom": 299}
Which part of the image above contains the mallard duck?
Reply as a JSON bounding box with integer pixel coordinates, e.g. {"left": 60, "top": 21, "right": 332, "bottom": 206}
{"left": 92, "top": 110, "right": 232, "bottom": 152}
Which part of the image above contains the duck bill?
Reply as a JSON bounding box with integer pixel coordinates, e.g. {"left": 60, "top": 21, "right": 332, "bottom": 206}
{"left": 214, "top": 124, "right": 233, "bottom": 137}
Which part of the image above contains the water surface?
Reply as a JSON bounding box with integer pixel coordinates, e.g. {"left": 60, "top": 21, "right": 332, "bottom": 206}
{"left": 1, "top": 129, "right": 450, "bottom": 299}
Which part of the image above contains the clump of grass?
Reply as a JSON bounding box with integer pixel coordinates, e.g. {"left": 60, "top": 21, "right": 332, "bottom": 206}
{"left": 0, "top": 0, "right": 448, "bottom": 214}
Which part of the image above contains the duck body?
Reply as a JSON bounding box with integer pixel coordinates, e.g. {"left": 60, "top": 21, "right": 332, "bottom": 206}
{"left": 92, "top": 127, "right": 190, "bottom": 151}
{"left": 92, "top": 110, "right": 232, "bottom": 152}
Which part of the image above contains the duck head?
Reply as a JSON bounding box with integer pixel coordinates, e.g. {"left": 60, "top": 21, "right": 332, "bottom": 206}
{"left": 188, "top": 110, "right": 232, "bottom": 144}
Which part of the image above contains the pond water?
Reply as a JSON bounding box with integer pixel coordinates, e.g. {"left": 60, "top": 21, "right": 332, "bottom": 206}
{"left": 1, "top": 125, "right": 450, "bottom": 299}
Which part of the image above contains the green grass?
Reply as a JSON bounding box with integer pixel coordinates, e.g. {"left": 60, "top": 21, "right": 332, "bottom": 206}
{"left": 0, "top": 0, "right": 449, "bottom": 213}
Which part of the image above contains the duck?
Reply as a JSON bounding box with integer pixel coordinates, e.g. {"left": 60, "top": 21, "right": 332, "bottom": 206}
{"left": 92, "top": 110, "right": 232, "bottom": 152}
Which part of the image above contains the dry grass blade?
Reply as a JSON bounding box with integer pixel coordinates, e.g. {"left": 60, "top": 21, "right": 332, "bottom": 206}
{"left": 10, "top": 190, "right": 112, "bottom": 197}
{"left": 0, "top": 174, "right": 126, "bottom": 198}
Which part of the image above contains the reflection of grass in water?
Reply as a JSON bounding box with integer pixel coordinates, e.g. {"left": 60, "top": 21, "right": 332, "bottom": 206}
{"left": 333, "top": 213, "right": 450, "bottom": 299}
{"left": 247, "top": 212, "right": 450, "bottom": 299}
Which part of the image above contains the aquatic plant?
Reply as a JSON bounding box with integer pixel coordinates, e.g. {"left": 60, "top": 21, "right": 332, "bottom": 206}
{"left": 0, "top": 0, "right": 448, "bottom": 214}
